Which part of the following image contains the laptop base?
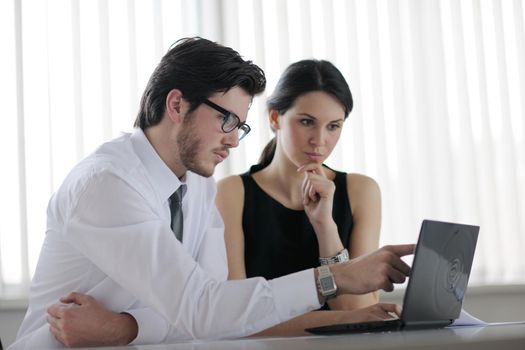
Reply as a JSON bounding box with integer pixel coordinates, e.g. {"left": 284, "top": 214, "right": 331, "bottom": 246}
{"left": 306, "top": 319, "right": 403, "bottom": 335}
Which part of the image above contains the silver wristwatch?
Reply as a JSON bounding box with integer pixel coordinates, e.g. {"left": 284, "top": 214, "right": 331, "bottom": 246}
{"left": 319, "top": 248, "right": 349, "bottom": 265}
{"left": 316, "top": 265, "right": 337, "bottom": 301}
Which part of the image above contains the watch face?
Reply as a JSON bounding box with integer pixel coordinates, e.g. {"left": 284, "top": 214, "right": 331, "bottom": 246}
{"left": 321, "top": 277, "right": 335, "bottom": 291}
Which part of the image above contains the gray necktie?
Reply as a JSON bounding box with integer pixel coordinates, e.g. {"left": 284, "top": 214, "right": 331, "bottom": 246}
{"left": 169, "top": 185, "right": 186, "bottom": 242}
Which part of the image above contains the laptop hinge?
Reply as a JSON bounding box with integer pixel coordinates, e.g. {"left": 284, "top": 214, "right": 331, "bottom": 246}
{"left": 403, "top": 320, "right": 453, "bottom": 329}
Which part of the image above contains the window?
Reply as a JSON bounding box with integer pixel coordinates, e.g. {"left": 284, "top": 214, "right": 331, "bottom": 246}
{"left": 1, "top": 0, "right": 524, "bottom": 299}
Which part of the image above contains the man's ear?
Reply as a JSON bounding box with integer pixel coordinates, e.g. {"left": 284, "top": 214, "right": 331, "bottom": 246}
{"left": 269, "top": 110, "right": 280, "bottom": 131}
{"left": 166, "top": 89, "right": 184, "bottom": 123}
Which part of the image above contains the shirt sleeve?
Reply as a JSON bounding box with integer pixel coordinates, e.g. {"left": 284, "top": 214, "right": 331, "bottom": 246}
{"left": 195, "top": 203, "right": 228, "bottom": 281}
{"left": 126, "top": 307, "right": 169, "bottom": 345}
{"left": 63, "top": 171, "right": 322, "bottom": 340}
{"left": 129, "top": 204, "right": 228, "bottom": 344}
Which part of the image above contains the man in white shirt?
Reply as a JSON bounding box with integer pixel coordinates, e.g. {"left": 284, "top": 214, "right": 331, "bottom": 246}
{"left": 11, "top": 37, "right": 413, "bottom": 349}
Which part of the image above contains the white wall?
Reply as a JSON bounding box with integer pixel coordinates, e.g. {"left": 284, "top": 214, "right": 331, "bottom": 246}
{"left": 380, "top": 284, "right": 525, "bottom": 323}
{"left": 1, "top": 285, "right": 524, "bottom": 348}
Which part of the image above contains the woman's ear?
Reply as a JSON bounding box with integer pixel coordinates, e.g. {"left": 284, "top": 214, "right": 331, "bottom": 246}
{"left": 269, "top": 110, "right": 281, "bottom": 130}
{"left": 166, "top": 89, "right": 184, "bottom": 123}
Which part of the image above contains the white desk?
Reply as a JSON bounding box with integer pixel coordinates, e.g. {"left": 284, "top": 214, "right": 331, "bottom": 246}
{"left": 78, "top": 323, "right": 525, "bottom": 350}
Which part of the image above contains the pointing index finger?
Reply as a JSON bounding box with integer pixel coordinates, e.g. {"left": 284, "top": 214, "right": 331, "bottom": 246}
{"left": 387, "top": 244, "right": 416, "bottom": 257}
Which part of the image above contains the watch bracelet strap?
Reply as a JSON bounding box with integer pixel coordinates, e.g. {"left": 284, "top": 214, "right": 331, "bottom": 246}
{"left": 319, "top": 248, "right": 349, "bottom": 265}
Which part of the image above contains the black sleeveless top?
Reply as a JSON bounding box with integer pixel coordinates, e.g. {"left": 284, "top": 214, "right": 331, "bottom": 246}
{"left": 240, "top": 164, "right": 354, "bottom": 280}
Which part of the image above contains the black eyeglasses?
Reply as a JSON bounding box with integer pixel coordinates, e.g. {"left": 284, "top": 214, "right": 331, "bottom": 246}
{"left": 202, "top": 99, "right": 251, "bottom": 141}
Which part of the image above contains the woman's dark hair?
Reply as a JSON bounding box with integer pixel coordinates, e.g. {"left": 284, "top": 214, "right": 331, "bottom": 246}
{"left": 134, "top": 37, "right": 266, "bottom": 129}
{"left": 258, "top": 59, "right": 353, "bottom": 167}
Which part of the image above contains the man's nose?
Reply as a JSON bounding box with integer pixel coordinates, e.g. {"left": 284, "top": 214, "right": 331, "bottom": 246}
{"left": 223, "top": 129, "right": 240, "bottom": 148}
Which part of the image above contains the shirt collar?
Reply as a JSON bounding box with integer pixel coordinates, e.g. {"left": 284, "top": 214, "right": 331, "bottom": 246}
{"left": 130, "top": 128, "right": 185, "bottom": 202}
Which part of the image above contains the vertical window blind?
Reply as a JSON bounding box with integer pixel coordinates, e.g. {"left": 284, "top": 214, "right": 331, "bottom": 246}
{"left": 1, "top": 0, "right": 523, "bottom": 299}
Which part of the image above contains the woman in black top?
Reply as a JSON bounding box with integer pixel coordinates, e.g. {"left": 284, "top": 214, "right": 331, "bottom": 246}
{"left": 217, "top": 60, "right": 399, "bottom": 335}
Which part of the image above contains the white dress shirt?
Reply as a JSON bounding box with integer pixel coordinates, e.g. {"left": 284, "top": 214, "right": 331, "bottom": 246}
{"left": 10, "top": 129, "right": 321, "bottom": 349}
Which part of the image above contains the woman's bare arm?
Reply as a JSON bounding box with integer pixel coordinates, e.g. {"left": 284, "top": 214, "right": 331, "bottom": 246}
{"left": 328, "top": 174, "right": 381, "bottom": 310}
{"left": 216, "top": 176, "right": 247, "bottom": 280}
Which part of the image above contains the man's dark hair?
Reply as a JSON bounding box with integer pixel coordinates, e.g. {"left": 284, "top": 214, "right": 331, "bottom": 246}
{"left": 134, "top": 37, "right": 266, "bottom": 129}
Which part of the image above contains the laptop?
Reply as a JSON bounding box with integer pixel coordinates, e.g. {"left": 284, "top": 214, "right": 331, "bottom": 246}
{"left": 306, "top": 219, "right": 479, "bottom": 335}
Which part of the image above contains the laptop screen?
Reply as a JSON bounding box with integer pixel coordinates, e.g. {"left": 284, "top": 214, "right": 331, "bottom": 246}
{"left": 305, "top": 219, "right": 480, "bottom": 335}
{"left": 401, "top": 220, "right": 479, "bottom": 326}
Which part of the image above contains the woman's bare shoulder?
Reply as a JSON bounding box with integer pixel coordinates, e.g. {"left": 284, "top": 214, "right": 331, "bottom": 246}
{"left": 216, "top": 175, "right": 245, "bottom": 211}
{"left": 217, "top": 174, "right": 244, "bottom": 192}
{"left": 346, "top": 173, "right": 380, "bottom": 193}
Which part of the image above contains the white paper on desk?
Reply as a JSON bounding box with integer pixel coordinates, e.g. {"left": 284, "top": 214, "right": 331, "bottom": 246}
{"left": 450, "top": 309, "right": 487, "bottom": 326}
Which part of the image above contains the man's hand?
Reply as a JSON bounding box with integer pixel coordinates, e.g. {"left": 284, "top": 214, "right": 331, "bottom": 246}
{"left": 47, "top": 292, "right": 138, "bottom": 347}
{"left": 330, "top": 244, "right": 415, "bottom": 296}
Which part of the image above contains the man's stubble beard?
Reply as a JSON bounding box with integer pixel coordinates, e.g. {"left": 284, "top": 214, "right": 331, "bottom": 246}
{"left": 177, "top": 113, "right": 214, "bottom": 178}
